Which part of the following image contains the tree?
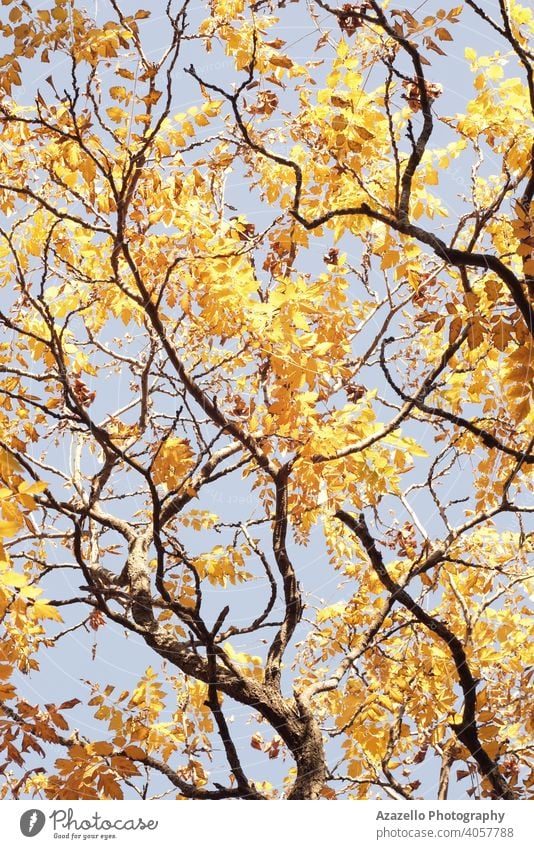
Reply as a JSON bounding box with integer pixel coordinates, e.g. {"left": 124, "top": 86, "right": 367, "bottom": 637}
{"left": 0, "top": 0, "right": 532, "bottom": 801}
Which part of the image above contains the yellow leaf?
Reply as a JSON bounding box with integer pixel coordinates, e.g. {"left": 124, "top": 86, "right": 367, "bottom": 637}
{"left": 449, "top": 315, "right": 463, "bottom": 345}
{"left": 0, "top": 446, "right": 22, "bottom": 477}
{"left": 270, "top": 54, "right": 293, "bottom": 69}
{"left": 0, "top": 520, "right": 23, "bottom": 538}
{"left": 106, "top": 106, "right": 126, "bottom": 123}
{"left": 109, "top": 85, "right": 128, "bottom": 100}
{"left": 122, "top": 745, "right": 147, "bottom": 759}
{"left": 0, "top": 570, "right": 27, "bottom": 587}
{"left": 152, "top": 437, "right": 194, "bottom": 490}
{"left": 18, "top": 480, "right": 48, "bottom": 495}
{"left": 487, "top": 64, "right": 504, "bottom": 81}
{"left": 19, "top": 585, "right": 42, "bottom": 599}
{"left": 203, "top": 100, "right": 223, "bottom": 117}
{"left": 31, "top": 600, "right": 63, "bottom": 622}
{"left": 110, "top": 756, "right": 140, "bottom": 777}
{"left": 91, "top": 741, "right": 114, "bottom": 756}
{"left": 97, "top": 769, "right": 123, "bottom": 799}
{"left": 381, "top": 250, "right": 400, "bottom": 270}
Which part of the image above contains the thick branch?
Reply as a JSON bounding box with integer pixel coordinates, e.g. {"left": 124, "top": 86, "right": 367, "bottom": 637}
{"left": 335, "top": 509, "right": 516, "bottom": 799}
{"left": 265, "top": 465, "right": 303, "bottom": 684}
